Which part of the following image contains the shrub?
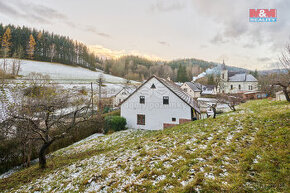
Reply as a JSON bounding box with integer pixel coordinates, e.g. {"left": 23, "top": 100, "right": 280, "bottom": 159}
{"left": 104, "top": 116, "right": 127, "bottom": 133}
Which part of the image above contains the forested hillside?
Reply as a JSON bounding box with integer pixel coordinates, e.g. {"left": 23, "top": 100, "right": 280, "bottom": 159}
{"left": 0, "top": 24, "right": 101, "bottom": 71}
{"left": 103, "top": 56, "right": 218, "bottom": 82}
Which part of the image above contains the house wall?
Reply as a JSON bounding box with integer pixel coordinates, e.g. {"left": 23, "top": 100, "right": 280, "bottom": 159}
{"left": 121, "top": 77, "right": 192, "bottom": 130}
{"left": 180, "top": 83, "right": 201, "bottom": 98}
{"left": 219, "top": 81, "right": 259, "bottom": 94}
{"left": 276, "top": 93, "right": 286, "bottom": 101}
{"left": 113, "top": 89, "right": 130, "bottom": 106}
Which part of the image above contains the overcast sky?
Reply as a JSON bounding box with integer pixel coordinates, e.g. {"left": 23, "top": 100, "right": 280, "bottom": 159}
{"left": 0, "top": 0, "right": 289, "bottom": 70}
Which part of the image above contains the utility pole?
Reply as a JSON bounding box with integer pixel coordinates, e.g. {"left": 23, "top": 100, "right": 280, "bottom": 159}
{"left": 91, "top": 82, "right": 94, "bottom": 117}
{"left": 97, "top": 74, "right": 104, "bottom": 115}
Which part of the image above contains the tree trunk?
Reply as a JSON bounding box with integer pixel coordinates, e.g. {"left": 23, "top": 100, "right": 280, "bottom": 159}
{"left": 39, "top": 141, "right": 52, "bottom": 169}
{"left": 213, "top": 108, "right": 217, "bottom": 119}
{"left": 282, "top": 87, "right": 290, "bottom": 102}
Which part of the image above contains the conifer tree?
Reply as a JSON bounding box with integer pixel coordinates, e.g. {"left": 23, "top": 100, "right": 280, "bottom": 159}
{"left": 1, "top": 27, "right": 12, "bottom": 54}
{"left": 27, "top": 34, "right": 36, "bottom": 59}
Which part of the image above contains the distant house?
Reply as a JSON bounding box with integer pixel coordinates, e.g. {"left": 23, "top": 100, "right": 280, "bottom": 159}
{"left": 242, "top": 91, "right": 267, "bottom": 100}
{"left": 276, "top": 91, "right": 286, "bottom": 101}
{"left": 113, "top": 87, "right": 135, "bottom": 107}
{"left": 120, "top": 75, "right": 200, "bottom": 130}
{"left": 180, "top": 82, "right": 202, "bottom": 98}
{"left": 218, "top": 62, "right": 258, "bottom": 94}
{"left": 201, "top": 85, "right": 217, "bottom": 95}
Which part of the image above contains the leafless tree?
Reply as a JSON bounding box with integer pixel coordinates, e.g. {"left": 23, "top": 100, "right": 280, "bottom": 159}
{"left": 49, "top": 44, "right": 56, "bottom": 62}
{"left": 0, "top": 73, "right": 91, "bottom": 168}
{"left": 274, "top": 44, "right": 290, "bottom": 102}
{"left": 207, "top": 94, "right": 242, "bottom": 119}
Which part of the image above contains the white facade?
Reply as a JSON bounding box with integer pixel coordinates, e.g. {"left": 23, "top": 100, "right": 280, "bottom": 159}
{"left": 113, "top": 88, "right": 135, "bottom": 107}
{"left": 276, "top": 91, "right": 286, "bottom": 101}
{"left": 121, "top": 77, "right": 195, "bottom": 130}
{"left": 219, "top": 68, "right": 259, "bottom": 94}
{"left": 180, "top": 83, "right": 201, "bottom": 98}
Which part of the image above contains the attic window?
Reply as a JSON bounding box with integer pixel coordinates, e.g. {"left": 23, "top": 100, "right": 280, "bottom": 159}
{"left": 151, "top": 84, "right": 156, "bottom": 89}
{"left": 163, "top": 96, "right": 169, "bottom": 105}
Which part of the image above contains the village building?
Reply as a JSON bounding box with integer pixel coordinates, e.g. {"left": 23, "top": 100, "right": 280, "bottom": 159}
{"left": 275, "top": 91, "right": 287, "bottom": 101}
{"left": 180, "top": 82, "right": 202, "bottom": 98}
{"left": 218, "top": 62, "right": 258, "bottom": 94}
{"left": 113, "top": 87, "right": 135, "bottom": 107}
{"left": 120, "top": 75, "right": 200, "bottom": 130}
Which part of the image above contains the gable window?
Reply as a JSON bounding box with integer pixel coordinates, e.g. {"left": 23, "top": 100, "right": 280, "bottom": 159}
{"left": 230, "top": 85, "right": 233, "bottom": 90}
{"left": 140, "top": 96, "right": 145, "bottom": 104}
{"left": 184, "top": 88, "right": 187, "bottom": 92}
{"left": 151, "top": 84, "right": 156, "bottom": 89}
{"left": 163, "top": 96, "right": 169, "bottom": 105}
{"left": 172, "top": 117, "right": 176, "bottom": 122}
{"left": 239, "top": 85, "right": 241, "bottom": 90}
{"left": 137, "top": 114, "right": 145, "bottom": 125}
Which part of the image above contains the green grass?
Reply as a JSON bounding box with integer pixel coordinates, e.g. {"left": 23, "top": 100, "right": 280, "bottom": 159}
{"left": 0, "top": 100, "right": 289, "bottom": 192}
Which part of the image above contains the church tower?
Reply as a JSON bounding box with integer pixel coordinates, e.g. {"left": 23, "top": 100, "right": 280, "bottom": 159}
{"left": 221, "top": 60, "right": 228, "bottom": 82}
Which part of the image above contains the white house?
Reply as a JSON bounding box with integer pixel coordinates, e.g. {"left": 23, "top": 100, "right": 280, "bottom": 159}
{"left": 120, "top": 75, "right": 200, "bottom": 130}
{"left": 113, "top": 87, "right": 135, "bottom": 107}
{"left": 276, "top": 91, "right": 286, "bottom": 101}
{"left": 218, "top": 62, "right": 258, "bottom": 94}
{"left": 180, "top": 82, "right": 202, "bottom": 98}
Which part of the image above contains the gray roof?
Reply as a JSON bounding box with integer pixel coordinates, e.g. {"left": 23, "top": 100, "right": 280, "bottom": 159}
{"left": 156, "top": 77, "right": 200, "bottom": 113}
{"left": 228, "top": 73, "right": 258, "bottom": 82}
{"left": 184, "top": 82, "right": 202, "bottom": 92}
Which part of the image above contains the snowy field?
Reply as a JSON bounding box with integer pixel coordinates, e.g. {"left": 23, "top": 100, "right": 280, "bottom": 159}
{"left": 14, "top": 59, "right": 125, "bottom": 83}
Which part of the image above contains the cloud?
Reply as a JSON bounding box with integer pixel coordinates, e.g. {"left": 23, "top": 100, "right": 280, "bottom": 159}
{"left": 257, "top": 57, "right": 272, "bottom": 62}
{"left": 158, "top": 41, "right": 170, "bottom": 46}
{"left": 85, "top": 26, "right": 111, "bottom": 38}
{"left": 89, "top": 45, "right": 166, "bottom": 61}
{"left": 192, "top": 0, "right": 290, "bottom": 51}
{"left": 0, "top": 0, "right": 66, "bottom": 24}
{"left": 150, "top": 0, "right": 185, "bottom": 12}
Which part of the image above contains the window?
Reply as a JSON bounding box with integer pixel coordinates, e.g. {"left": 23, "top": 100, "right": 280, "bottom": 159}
{"left": 230, "top": 85, "right": 233, "bottom": 90}
{"left": 122, "top": 92, "right": 127, "bottom": 95}
{"left": 248, "top": 85, "right": 252, "bottom": 90}
{"left": 140, "top": 96, "right": 145, "bottom": 104}
{"left": 184, "top": 88, "right": 187, "bottom": 92}
{"left": 239, "top": 85, "right": 241, "bottom": 90}
{"left": 163, "top": 96, "right": 169, "bottom": 104}
{"left": 137, "top": 114, "right": 145, "bottom": 125}
{"left": 222, "top": 74, "right": 224, "bottom": 79}
{"left": 151, "top": 84, "right": 156, "bottom": 89}
{"left": 172, "top": 117, "right": 176, "bottom": 122}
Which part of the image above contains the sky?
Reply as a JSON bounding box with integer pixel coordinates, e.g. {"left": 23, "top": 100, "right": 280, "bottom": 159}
{"left": 0, "top": 0, "right": 289, "bottom": 70}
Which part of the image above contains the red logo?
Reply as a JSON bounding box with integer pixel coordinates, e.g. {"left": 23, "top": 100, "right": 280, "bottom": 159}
{"left": 249, "top": 9, "right": 277, "bottom": 22}
{"left": 249, "top": 9, "right": 276, "bottom": 18}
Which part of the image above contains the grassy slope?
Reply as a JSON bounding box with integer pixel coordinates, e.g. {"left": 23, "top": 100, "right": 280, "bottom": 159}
{"left": 0, "top": 100, "right": 289, "bottom": 192}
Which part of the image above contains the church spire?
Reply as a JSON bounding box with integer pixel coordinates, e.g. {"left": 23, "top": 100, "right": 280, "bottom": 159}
{"left": 221, "top": 60, "right": 226, "bottom": 70}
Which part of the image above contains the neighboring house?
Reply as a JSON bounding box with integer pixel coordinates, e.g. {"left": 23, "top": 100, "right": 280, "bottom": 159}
{"left": 201, "top": 85, "right": 217, "bottom": 95}
{"left": 218, "top": 62, "right": 258, "bottom": 94}
{"left": 276, "top": 91, "right": 286, "bottom": 101}
{"left": 120, "top": 75, "right": 200, "bottom": 130}
{"left": 180, "top": 82, "right": 202, "bottom": 98}
{"left": 242, "top": 91, "right": 267, "bottom": 100}
{"left": 113, "top": 87, "right": 135, "bottom": 107}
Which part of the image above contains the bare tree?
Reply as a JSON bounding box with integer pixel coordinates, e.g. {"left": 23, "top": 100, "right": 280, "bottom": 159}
{"left": 49, "top": 44, "right": 56, "bottom": 62}
{"left": 274, "top": 44, "right": 290, "bottom": 102}
{"left": 1, "top": 73, "right": 91, "bottom": 168}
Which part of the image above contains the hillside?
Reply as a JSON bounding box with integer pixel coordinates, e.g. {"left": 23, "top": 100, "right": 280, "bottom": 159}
{"left": 0, "top": 100, "right": 289, "bottom": 192}
{"left": 1, "top": 59, "right": 126, "bottom": 84}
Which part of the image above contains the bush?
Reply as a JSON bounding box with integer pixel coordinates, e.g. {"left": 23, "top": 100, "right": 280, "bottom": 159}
{"left": 104, "top": 116, "right": 127, "bottom": 134}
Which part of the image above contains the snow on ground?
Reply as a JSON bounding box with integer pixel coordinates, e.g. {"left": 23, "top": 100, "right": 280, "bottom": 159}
{"left": 15, "top": 59, "right": 124, "bottom": 83}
